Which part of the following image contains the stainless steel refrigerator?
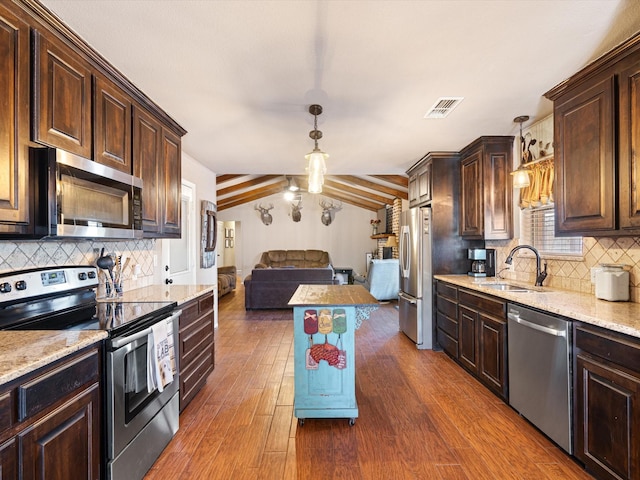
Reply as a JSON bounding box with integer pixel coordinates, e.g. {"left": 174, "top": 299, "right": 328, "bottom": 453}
{"left": 399, "top": 207, "right": 432, "bottom": 349}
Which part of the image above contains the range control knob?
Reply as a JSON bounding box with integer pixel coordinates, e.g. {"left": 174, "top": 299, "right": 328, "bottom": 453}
{"left": 78, "top": 272, "right": 87, "bottom": 281}
{"left": 87, "top": 271, "right": 96, "bottom": 279}
{"left": 0, "top": 282, "right": 12, "bottom": 293}
{"left": 15, "top": 280, "right": 27, "bottom": 291}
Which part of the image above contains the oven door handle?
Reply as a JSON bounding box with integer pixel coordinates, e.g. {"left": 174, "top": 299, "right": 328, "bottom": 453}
{"left": 111, "top": 309, "right": 182, "bottom": 348}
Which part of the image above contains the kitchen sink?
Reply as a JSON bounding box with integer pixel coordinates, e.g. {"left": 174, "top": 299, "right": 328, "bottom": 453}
{"left": 483, "top": 283, "right": 533, "bottom": 293}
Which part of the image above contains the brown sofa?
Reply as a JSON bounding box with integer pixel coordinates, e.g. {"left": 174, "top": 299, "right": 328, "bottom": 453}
{"left": 218, "top": 266, "right": 237, "bottom": 298}
{"left": 255, "top": 249, "right": 331, "bottom": 268}
{"left": 244, "top": 250, "right": 334, "bottom": 309}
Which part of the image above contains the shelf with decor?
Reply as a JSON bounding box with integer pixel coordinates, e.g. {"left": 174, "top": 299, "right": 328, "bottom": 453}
{"left": 371, "top": 233, "right": 395, "bottom": 240}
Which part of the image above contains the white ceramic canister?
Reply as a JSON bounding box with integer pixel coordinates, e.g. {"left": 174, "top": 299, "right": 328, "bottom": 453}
{"left": 595, "top": 264, "right": 630, "bottom": 301}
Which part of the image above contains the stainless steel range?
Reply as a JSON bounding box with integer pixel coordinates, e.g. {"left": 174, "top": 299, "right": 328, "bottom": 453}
{"left": 0, "top": 266, "right": 181, "bottom": 480}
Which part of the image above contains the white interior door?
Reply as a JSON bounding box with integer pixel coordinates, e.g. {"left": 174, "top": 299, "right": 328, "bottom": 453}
{"left": 162, "top": 180, "right": 197, "bottom": 285}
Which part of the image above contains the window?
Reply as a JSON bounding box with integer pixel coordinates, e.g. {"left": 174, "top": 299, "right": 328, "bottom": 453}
{"left": 521, "top": 205, "right": 582, "bottom": 256}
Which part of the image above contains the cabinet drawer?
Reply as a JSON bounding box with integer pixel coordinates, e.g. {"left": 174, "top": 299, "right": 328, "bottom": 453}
{"left": 180, "top": 316, "right": 214, "bottom": 368}
{"left": 0, "top": 391, "right": 14, "bottom": 435}
{"left": 18, "top": 349, "right": 99, "bottom": 421}
{"left": 436, "top": 281, "right": 458, "bottom": 301}
{"left": 436, "top": 294, "right": 457, "bottom": 320}
{"left": 199, "top": 293, "right": 214, "bottom": 315}
{"left": 178, "top": 300, "right": 200, "bottom": 329}
{"left": 437, "top": 328, "right": 458, "bottom": 358}
{"left": 459, "top": 289, "right": 505, "bottom": 317}
{"left": 179, "top": 292, "right": 214, "bottom": 330}
{"left": 575, "top": 324, "right": 640, "bottom": 374}
{"left": 436, "top": 310, "right": 457, "bottom": 339}
{"left": 180, "top": 346, "right": 214, "bottom": 410}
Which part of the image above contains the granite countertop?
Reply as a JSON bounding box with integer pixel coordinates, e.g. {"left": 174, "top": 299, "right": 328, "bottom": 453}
{"left": 0, "top": 330, "right": 107, "bottom": 385}
{"left": 435, "top": 274, "right": 640, "bottom": 339}
{"left": 101, "top": 284, "right": 215, "bottom": 306}
{"left": 0, "top": 284, "right": 214, "bottom": 387}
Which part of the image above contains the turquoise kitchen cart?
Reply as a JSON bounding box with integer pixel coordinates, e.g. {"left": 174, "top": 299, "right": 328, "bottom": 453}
{"left": 289, "top": 285, "right": 378, "bottom": 426}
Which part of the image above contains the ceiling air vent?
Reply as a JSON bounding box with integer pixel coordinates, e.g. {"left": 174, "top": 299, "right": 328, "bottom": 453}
{"left": 424, "top": 97, "right": 464, "bottom": 119}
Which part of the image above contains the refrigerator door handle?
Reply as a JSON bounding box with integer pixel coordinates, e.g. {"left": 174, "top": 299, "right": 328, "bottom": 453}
{"left": 400, "top": 225, "right": 410, "bottom": 278}
{"left": 398, "top": 292, "right": 417, "bottom": 304}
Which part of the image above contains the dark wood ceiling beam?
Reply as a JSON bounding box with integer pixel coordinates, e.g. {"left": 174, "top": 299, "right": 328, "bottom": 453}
{"left": 333, "top": 175, "right": 408, "bottom": 200}
{"left": 217, "top": 175, "right": 283, "bottom": 197}
{"left": 216, "top": 174, "right": 244, "bottom": 183}
{"left": 218, "top": 183, "right": 285, "bottom": 211}
{"left": 323, "top": 178, "right": 394, "bottom": 205}
{"left": 319, "top": 185, "right": 383, "bottom": 211}
{"left": 370, "top": 175, "right": 409, "bottom": 188}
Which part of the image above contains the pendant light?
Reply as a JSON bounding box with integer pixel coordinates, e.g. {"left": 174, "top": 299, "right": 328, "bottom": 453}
{"left": 305, "top": 104, "right": 328, "bottom": 194}
{"left": 511, "top": 115, "right": 531, "bottom": 189}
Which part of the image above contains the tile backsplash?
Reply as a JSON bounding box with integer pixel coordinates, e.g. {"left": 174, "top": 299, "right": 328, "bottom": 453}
{"left": 488, "top": 236, "right": 640, "bottom": 302}
{"left": 0, "top": 239, "right": 156, "bottom": 295}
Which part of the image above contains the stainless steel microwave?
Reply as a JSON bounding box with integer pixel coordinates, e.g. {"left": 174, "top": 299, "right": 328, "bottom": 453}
{"left": 31, "top": 148, "right": 143, "bottom": 239}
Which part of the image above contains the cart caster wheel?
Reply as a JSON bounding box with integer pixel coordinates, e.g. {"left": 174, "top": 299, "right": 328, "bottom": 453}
{"left": 349, "top": 418, "right": 356, "bottom": 426}
{"left": 298, "top": 418, "right": 305, "bottom": 427}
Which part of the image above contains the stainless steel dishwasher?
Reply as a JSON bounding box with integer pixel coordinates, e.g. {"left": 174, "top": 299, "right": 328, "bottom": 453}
{"left": 507, "top": 304, "right": 572, "bottom": 453}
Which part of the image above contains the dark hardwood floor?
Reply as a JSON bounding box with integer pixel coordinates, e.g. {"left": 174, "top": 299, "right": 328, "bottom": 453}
{"left": 145, "top": 284, "right": 593, "bottom": 480}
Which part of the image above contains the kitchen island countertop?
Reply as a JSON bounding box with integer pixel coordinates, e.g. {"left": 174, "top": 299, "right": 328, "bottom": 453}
{"left": 435, "top": 274, "right": 640, "bottom": 339}
{"left": 0, "top": 330, "right": 107, "bottom": 385}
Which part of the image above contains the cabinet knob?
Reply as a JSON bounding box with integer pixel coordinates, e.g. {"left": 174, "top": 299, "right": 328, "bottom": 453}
{"left": 165, "top": 278, "right": 173, "bottom": 285}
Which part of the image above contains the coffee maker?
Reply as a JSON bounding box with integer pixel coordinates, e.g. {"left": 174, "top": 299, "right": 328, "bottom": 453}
{"left": 467, "top": 248, "right": 496, "bottom": 277}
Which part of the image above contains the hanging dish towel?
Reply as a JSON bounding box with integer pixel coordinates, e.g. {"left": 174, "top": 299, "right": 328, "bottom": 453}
{"left": 147, "top": 320, "right": 174, "bottom": 393}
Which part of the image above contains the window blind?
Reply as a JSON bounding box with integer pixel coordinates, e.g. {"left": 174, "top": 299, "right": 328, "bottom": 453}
{"left": 521, "top": 205, "right": 582, "bottom": 256}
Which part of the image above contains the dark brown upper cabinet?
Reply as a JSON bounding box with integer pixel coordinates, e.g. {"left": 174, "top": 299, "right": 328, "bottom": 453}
{"left": 545, "top": 32, "right": 640, "bottom": 236}
{"left": 0, "top": 4, "right": 31, "bottom": 234}
{"left": 33, "top": 30, "right": 93, "bottom": 158}
{"left": 94, "top": 75, "right": 132, "bottom": 173}
{"left": 1, "top": 0, "right": 185, "bottom": 239}
{"left": 407, "top": 159, "right": 432, "bottom": 207}
{"left": 459, "top": 137, "right": 513, "bottom": 240}
{"left": 133, "top": 106, "right": 182, "bottom": 238}
{"left": 618, "top": 55, "right": 640, "bottom": 231}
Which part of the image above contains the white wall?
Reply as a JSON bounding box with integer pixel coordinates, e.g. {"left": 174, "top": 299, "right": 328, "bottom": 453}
{"left": 217, "top": 193, "right": 379, "bottom": 280}
{"left": 173, "top": 151, "right": 218, "bottom": 286}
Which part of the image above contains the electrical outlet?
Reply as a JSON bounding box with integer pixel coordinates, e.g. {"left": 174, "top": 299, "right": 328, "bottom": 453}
{"left": 590, "top": 267, "right": 600, "bottom": 284}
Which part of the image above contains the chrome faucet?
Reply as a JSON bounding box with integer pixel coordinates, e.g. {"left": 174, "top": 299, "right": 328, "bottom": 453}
{"left": 505, "top": 245, "right": 548, "bottom": 286}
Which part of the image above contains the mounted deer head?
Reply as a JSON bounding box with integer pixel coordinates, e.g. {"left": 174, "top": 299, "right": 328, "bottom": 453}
{"left": 290, "top": 200, "right": 302, "bottom": 222}
{"left": 255, "top": 203, "right": 274, "bottom": 226}
{"left": 319, "top": 200, "right": 342, "bottom": 226}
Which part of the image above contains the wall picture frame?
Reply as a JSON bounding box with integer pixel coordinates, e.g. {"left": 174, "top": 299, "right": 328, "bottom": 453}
{"left": 200, "top": 200, "right": 217, "bottom": 268}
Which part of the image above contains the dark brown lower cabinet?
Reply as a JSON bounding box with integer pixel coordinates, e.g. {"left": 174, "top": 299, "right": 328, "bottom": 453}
{"left": 478, "top": 312, "right": 506, "bottom": 395}
{"left": 458, "top": 304, "right": 477, "bottom": 373}
{"left": 435, "top": 281, "right": 459, "bottom": 358}
{"left": 20, "top": 383, "right": 100, "bottom": 480}
{"left": 574, "top": 323, "right": 640, "bottom": 480}
{"left": 0, "top": 345, "right": 101, "bottom": 480}
{"left": 435, "top": 281, "right": 507, "bottom": 401}
{"left": 0, "top": 437, "right": 17, "bottom": 479}
{"left": 178, "top": 291, "right": 215, "bottom": 411}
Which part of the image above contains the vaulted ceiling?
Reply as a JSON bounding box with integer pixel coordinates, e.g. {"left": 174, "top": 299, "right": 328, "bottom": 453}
{"left": 216, "top": 174, "right": 407, "bottom": 211}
